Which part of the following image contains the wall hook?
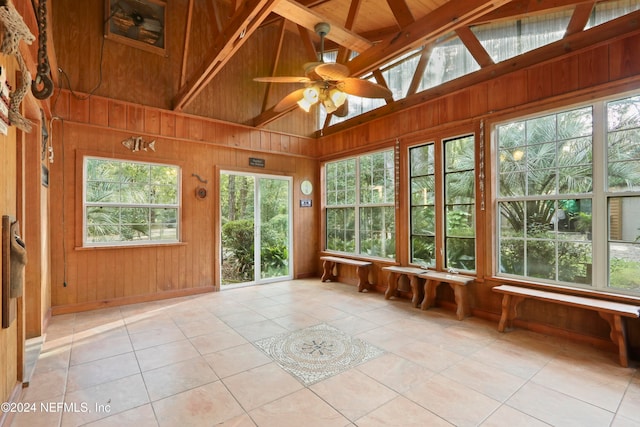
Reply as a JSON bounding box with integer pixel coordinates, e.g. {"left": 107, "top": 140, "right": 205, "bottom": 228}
{"left": 192, "top": 173, "right": 208, "bottom": 184}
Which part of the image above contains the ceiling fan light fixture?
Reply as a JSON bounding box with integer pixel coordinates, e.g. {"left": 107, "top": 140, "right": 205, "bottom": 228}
{"left": 297, "top": 86, "right": 320, "bottom": 112}
{"left": 329, "top": 88, "right": 347, "bottom": 108}
{"left": 297, "top": 98, "right": 314, "bottom": 112}
{"left": 322, "top": 98, "right": 337, "bottom": 114}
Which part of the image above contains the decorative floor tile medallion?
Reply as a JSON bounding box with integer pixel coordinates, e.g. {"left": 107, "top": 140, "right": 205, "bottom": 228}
{"left": 254, "top": 323, "right": 384, "bottom": 385}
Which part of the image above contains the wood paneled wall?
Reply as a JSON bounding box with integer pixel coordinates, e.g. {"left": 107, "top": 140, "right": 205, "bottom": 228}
{"left": 317, "top": 33, "right": 640, "bottom": 352}
{"left": 0, "top": 54, "right": 22, "bottom": 422}
{"left": 51, "top": 0, "right": 319, "bottom": 137}
{"left": 49, "top": 91, "right": 319, "bottom": 313}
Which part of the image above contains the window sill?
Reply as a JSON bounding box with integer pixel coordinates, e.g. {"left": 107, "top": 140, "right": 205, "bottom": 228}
{"left": 76, "top": 242, "right": 187, "bottom": 251}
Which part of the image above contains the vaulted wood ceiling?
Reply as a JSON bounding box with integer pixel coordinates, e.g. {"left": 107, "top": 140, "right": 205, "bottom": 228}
{"left": 172, "top": 0, "right": 626, "bottom": 134}
{"left": 50, "top": 0, "right": 640, "bottom": 137}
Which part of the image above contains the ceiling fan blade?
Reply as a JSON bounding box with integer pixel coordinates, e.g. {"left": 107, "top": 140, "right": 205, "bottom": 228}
{"left": 254, "top": 76, "right": 311, "bottom": 84}
{"left": 273, "top": 88, "right": 306, "bottom": 112}
{"left": 315, "top": 63, "right": 350, "bottom": 81}
{"left": 337, "top": 78, "right": 392, "bottom": 99}
{"left": 334, "top": 98, "right": 349, "bottom": 117}
{"left": 302, "top": 62, "right": 323, "bottom": 80}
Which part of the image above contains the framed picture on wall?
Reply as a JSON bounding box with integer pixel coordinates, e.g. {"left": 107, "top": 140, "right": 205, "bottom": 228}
{"left": 105, "top": 0, "right": 166, "bottom": 55}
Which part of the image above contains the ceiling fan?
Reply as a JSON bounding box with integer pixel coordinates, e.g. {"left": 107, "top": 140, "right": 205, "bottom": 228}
{"left": 254, "top": 22, "right": 392, "bottom": 116}
{"left": 110, "top": 0, "right": 164, "bottom": 47}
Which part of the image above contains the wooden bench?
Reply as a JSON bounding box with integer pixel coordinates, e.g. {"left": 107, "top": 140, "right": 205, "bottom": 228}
{"left": 418, "top": 271, "right": 475, "bottom": 320}
{"left": 320, "top": 256, "right": 373, "bottom": 292}
{"left": 382, "top": 266, "right": 427, "bottom": 307}
{"left": 493, "top": 284, "right": 640, "bottom": 367}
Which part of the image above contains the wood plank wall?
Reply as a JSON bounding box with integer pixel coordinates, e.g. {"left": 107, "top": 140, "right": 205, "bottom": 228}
{"left": 0, "top": 54, "right": 22, "bottom": 422}
{"left": 316, "top": 32, "right": 640, "bottom": 352}
{"left": 48, "top": 91, "right": 319, "bottom": 313}
{"left": 51, "top": 0, "right": 318, "bottom": 138}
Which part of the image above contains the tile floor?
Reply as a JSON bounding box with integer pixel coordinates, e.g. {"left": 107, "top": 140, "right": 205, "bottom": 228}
{"left": 8, "top": 279, "right": 640, "bottom": 427}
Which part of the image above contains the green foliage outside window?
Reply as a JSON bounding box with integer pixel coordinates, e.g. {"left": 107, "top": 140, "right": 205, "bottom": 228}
{"left": 497, "top": 96, "right": 640, "bottom": 293}
{"left": 325, "top": 150, "right": 396, "bottom": 258}
{"left": 84, "top": 157, "right": 179, "bottom": 245}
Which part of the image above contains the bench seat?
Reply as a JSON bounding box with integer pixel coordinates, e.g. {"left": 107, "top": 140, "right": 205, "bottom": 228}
{"left": 320, "top": 256, "right": 372, "bottom": 292}
{"left": 493, "top": 284, "right": 640, "bottom": 367}
{"left": 382, "top": 266, "right": 427, "bottom": 307}
{"left": 418, "top": 271, "right": 475, "bottom": 320}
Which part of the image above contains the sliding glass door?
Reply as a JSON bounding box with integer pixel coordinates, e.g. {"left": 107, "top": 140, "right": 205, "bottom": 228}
{"left": 220, "top": 171, "right": 292, "bottom": 286}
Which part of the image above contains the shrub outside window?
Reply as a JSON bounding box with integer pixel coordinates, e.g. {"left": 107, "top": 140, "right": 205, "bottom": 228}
{"left": 84, "top": 157, "right": 180, "bottom": 246}
{"left": 325, "top": 150, "right": 396, "bottom": 259}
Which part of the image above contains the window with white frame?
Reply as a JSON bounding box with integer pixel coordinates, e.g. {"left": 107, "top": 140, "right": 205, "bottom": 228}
{"left": 496, "top": 95, "right": 640, "bottom": 293}
{"left": 410, "top": 134, "right": 476, "bottom": 271}
{"left": 83, "top": 157, "right": 180, "bottom": 246}
{"left": 325, "top": 150, "right": 396, "bottom": 258}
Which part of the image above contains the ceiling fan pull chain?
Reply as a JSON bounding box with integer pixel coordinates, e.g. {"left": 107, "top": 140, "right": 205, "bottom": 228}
{"left": 31, "top": 0, "right": 53, "bottom": 100}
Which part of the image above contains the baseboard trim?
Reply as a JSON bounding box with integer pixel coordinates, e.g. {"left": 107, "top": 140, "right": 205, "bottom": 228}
{"left": 51, "top": 286, "right": 216, "bottom": 315}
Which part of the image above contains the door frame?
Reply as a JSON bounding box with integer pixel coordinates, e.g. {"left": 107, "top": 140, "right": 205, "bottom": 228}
{"left": 218, "top": 169, "right": 293, "bottom": 288}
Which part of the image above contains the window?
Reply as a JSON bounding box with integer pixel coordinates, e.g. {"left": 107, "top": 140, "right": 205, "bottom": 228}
{"left": 585, "top": 0, "right": 640, "bottom": 30}
{"left": 83, "top": 157, "right": 180, "bottom": 246}
{"left": 410, "top": 134, "right": 476, "bottom": 271}
{"left": 444, "top": 136, "right": 476, "bottom": 271}
{"left": 471, "top": 10, "right": 572, "bottom": 63}
{"left": 496, "top": 95, "right": 640, "bottom": 294}
{"left": 417, "top": 34, "right": 480, "bottom": 93}
{"left": 607, "top": 96, "right": 640, "bottom": 293}
{"left": 410, "top": 144, "right": 435, "bottom": 266}
{"left": 325, "top": 150, "right": 395, "bottom": 258}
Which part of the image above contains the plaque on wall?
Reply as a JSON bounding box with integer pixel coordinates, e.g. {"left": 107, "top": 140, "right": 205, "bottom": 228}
{"left": 105, "top": 0, "right": 166, "bottom": 55}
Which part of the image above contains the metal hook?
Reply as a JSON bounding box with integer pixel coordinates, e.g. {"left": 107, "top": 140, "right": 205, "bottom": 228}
{"left": 32, "top": 73, "right": 54, "bottom": 100}
{"left": 192, "top": 173, "right": 208, "bottom": 184}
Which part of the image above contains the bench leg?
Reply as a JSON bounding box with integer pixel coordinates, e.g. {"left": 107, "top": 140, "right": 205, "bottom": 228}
{"left": 384, "top": 272, "right": 398, "bottom": 300}
{"left": 410, "top": 276, "right": 423, "bottom": 308}
{"left": 598, "top": 312, "right": 629, "bottom": 367}
{"left": 421, "top": 279, "right": 440, "bottom": 310}
{"left": 320, "top": 260, "right": 335, "bottom": 282}
{"left": 355, "top": 266, "right": 370, "bottom": 292}
{"left": 498, "top": 295, "right": 524, "bottom": 332}
{"left": 450, "top": 283, "right": 470, "bottom": 320}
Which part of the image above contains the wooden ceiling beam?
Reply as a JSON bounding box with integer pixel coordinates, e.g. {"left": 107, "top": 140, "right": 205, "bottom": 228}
{"left": 179, "top": 0, "right": 195, "bottom": 87}
{"left": 173, "top": 0, "right": 280, "bottom": 111}
{"left": 565, "top": 2, "right": 596, "bottom": 36}
{"left": 406, "top": 44, "right": 432, "bottom": 96}
{"left": 336, "top": 0, "right": 364, "bottom": 64}
{"left": 385, "top": 0, "right": 415, "bottom": 27}
{"left": 455, "top": 26, "right": 494, "bottom": 68}
{"left": 273, "top": 0, "right": 374, "bottom": 53}
{"left": 346, "top": 0, "right": 512, "bottom": 77}
{"left": 261, "top": 19, "right": 287, "bottom": 112}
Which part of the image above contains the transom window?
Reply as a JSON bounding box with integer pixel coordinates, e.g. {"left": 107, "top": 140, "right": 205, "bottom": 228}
{"left": 496, "top": 95, "right": 640, "bottom": 294}
{"left": 83, "top": 157, "right": 180, "bottom": 246}
{"left": 325, "top": 150, "right": 395, "bottom": 259}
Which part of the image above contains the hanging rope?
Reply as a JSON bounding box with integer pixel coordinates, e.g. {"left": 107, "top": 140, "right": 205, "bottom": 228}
{"left": 0, "top": 0, "right": 35, "bottom": 131}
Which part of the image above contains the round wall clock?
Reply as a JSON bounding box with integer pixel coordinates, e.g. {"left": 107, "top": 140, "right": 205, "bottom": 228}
{"left": 301, "top": 180, "right": 313, "bottom": 195}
